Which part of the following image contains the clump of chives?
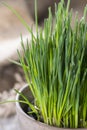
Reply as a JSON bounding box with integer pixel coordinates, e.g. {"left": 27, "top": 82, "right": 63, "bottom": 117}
{"left": 13, "top": 0, "right": 87, "bottom": 128}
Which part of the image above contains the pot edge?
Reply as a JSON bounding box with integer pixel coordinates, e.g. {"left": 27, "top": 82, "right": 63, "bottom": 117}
{"left": 16, "top": 84, "right": 87, "bottom": 130}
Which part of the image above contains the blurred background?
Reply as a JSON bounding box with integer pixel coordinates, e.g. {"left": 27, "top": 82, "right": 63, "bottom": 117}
{"left": 0, "top": 0, "right": 87, "bottom": 130}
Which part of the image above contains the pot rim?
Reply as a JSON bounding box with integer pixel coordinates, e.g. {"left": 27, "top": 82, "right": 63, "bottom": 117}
{"left": 16, "top": 84, "right": 87, "bottom": 130}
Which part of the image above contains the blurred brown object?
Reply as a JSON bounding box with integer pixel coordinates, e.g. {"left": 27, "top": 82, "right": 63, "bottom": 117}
{"left": 25, "top": 0, "right": 87, "bottom": 23}
{"left": 70, "top": 0, "right": 87, "bottom": 21}
{"left": 25, "top": 0, "right": 59, "bottom": 22}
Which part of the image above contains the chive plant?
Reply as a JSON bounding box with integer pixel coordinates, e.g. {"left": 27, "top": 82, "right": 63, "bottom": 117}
{"left": 12, "top": 0, "right": 87, "bottom": 128}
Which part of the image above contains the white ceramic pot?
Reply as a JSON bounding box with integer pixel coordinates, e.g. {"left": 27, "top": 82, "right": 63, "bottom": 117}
{"left": 16, "top": 85, "right": 60, "bottom": 130}
{"left": 16, "top": 85, "right": 86, "bottom": 130}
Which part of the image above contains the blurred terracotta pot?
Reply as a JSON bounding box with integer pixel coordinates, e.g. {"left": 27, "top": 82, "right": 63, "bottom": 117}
{"left": 25, "top": 0, "right": 59, "bottom": 22}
